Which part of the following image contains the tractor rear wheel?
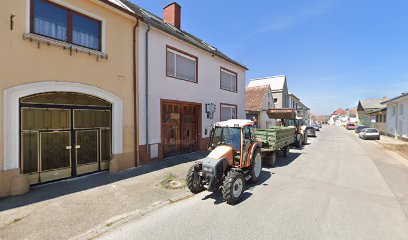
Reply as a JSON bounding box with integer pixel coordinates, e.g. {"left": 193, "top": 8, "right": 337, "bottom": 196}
{"left": 186, "top": 163, "right": 205, "bottom": 194}
{"left": 264, "top": 152, "right": 276, "bottom": 167}
{"left": 222, "top": 171, "right": 245, "bottom": 205}
{"left": 283, "top": 146, "right": 290, "bottom": 157}
{"left": 249, "top": 148, "right": 262, "bottom": 183}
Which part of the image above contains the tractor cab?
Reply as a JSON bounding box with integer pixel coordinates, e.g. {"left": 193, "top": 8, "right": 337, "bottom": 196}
{"left": 208, "top": 119, "right": 256, "bottom": 168}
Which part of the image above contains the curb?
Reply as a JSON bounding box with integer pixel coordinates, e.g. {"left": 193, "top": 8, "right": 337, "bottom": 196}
{"left": 73, "top": 192, "right": 194, "bottom": 240}
{"left": 372, "top": 141, "right": 408, "bottom": 168}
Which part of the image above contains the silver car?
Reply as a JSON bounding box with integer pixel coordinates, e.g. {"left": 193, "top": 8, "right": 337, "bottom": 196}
{"left": 359, "top": 128, "right": 380, "bottom": 140}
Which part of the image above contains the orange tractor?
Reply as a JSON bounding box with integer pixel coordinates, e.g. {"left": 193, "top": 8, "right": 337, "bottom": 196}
{"left": 186, "top": 119, "right": 263, "bottom": 204}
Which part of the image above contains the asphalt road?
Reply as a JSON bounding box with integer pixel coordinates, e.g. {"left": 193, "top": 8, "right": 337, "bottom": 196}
{"left": 100, "top": 126, "right": 408, "bottom": 240}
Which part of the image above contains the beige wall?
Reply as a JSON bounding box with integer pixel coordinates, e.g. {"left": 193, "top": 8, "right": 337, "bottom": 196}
{"left": 0, "top": 0, "right": 137, "bottom": 196}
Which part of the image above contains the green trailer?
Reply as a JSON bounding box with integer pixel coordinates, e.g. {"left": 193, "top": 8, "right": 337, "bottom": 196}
{"left": 254, "top": 126, "right": 295, "bottom": 167}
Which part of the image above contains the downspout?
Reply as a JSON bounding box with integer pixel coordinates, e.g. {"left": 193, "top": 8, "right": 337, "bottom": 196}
{"left": 145, "top": 22, "right": 151, "bottom": 161}
{"left": 133, "top": 17, "right": 140, "bottom": 166}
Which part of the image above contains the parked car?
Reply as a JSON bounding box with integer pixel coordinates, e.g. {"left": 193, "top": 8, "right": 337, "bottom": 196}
{"left": 317, "top": 123, "right": 322, "bottom": 128}
{"left": 306, "top": 126, "right": 316, "bottom": 137}
{"left": 346, "top": 123, "right": 356, "bottom": 130}
{"left": 354, "top": 125, "right": 368, "bottom": 133}
{"left": 312, "top": 124, "right": 320, "bottom": 131}
{"left": 359, "top": 128, "right": 380, "bottom": 140}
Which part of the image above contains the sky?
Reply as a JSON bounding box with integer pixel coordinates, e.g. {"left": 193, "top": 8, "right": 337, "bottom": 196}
{"left": 129, "top": 0, "right": 408, "bottom": 115}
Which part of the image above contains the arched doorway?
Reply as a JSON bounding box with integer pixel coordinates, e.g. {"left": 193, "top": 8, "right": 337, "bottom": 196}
{"left": 20, "top": 92, "right": 112, "bottom": 184}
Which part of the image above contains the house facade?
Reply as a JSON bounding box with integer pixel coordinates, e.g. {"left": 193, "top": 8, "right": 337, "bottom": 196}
{"left": 247, "top": 75, "right": 289, "bottom": 109}
{"left": 0, "top": 0, "right": 140, "bottom": 197}
{"left": 356, "top": 97, "right": 388, "bottom": 126}
{"left": 383, "top": 93, "right": 408, "bottom": 140}
{"left": 128, "top": 2, "right": 247, "bottom": 161}
{"left": 245, "top": 85, "right": 275, "bottom": 129}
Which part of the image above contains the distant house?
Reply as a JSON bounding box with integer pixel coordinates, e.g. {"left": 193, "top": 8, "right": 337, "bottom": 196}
{"left": 329, "top": 108, "right": 347, "bottom": 126}
{"left": 347, "top": 108, "right": 358, "bottom": 123}
{"left": 382, "top": 93, "right": 408, "bottom": 140}
{"left": 356, "top": 98, "right": 388, "bottom": 125}
{"left": 247, "top": 75, "right": 289, "bottom": 108}
{"left": 246, "top": 85, "right": 275, "bottom": 128}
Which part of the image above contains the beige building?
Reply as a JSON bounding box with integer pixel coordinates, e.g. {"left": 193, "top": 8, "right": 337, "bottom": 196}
{"left": 0, "top": 0, "right": 140, "bottom": 197}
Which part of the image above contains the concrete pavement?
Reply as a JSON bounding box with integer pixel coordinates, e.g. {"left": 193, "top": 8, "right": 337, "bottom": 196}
{"left": 100, "top": 126, "right": 408, "bottom": 240}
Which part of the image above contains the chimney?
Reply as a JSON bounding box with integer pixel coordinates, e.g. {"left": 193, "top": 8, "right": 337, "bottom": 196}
{"left": 164, "top": 2, "right": 181, "bottom": 29}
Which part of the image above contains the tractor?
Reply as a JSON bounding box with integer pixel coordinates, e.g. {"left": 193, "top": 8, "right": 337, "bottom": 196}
{"left": 186, "top": 119, "right": 262, "bottom": 204}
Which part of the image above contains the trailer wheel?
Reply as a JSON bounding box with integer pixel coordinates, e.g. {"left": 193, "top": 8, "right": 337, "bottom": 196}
{"left": 303, "top": 134, "right": 308, "bottom": 145}
{"left": 295, "top": 134, "right": 303, "bottom": 148}
{"left": 186, "top": 163, "right": 205, "bottom": 194}
{"left": 222, "top": 171, "right": 245, "bottom": 205}
{"left": 283, "top": 146, "right": 290, "bottom": 157}
{"left": 264, "top": 152, "right": 276, "bottom": 167}
{"left": 249, "top": 148, "right": 262, "bottom": 183}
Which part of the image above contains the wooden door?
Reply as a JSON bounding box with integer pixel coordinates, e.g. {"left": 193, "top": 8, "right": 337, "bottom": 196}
{"left": 180, "top": 105, "right": 198, "bottom": 154}
{"left": 161, "top": 103, "right": 181, "bottom": 157}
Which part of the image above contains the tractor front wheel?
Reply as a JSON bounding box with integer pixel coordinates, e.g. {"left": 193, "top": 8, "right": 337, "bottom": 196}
{"left": 186, "top": 163, "right": 205, "bottom": 194}
{"left": 222, "top": 171, "right": 245, "bottom": 205}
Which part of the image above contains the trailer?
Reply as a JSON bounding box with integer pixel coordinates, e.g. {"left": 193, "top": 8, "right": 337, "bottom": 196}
{"left": 255, "top": 126, "right": 295, "bottom": 167}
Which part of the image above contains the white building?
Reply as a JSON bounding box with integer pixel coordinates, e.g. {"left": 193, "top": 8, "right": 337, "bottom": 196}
{"left": 247, "top": 75, "right": 289, "bottom": 108}
{"left": 245, "top": 85, "right": 275, "bottom": 129}
{"left": 130, "top": 3, "right": 248, "bottom": 161}
{"left": 383, "top": 93, "right": 408, "bottom": 140}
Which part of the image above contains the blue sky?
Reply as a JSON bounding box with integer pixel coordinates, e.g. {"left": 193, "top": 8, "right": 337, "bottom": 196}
{"left": 129, "top": 0, "right": 408, "bottom": 115}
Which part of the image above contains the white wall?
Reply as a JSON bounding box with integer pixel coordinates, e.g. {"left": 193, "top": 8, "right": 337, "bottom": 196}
{"left": 138, "top": 23, "right": 246, "bottom": 145}
{"left": 386, "top": 99, "right": 408, "bottom": 138}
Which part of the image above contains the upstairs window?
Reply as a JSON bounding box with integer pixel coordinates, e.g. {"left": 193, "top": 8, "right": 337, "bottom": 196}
{"left": 399, "top": 104, "right": 404, "bottom": 115}
{"left": 166, "top": 46, "right": 198, "bottom": 82}
{"left": 31, "top": 0, "right": 101, "bottom": 51}
{"left": 220, "top": 68, "right": 237, "bottom": 92}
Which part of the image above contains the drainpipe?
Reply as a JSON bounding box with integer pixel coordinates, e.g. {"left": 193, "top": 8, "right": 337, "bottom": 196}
{"left": 145, "top": 22, "right": 151, "bottom": 161}
{"left": 133, "top": 17, "right": 140, "bottom": 166}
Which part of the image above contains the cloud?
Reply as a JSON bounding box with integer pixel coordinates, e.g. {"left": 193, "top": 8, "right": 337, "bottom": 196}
{"left": 254, "top": 0, "right": 341, "bottom": 34}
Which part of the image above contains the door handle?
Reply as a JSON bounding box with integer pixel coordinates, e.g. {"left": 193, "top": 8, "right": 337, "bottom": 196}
{"left": 66, "top": 146, "right": 72, "bottom": 150}
{"left": 75, "top": 145, "right": 81, "bottom": 149}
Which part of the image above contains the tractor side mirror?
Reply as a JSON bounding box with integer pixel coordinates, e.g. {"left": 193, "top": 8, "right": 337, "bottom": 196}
{"left": 207, "top": 128, "right": 214, "bottom": 150}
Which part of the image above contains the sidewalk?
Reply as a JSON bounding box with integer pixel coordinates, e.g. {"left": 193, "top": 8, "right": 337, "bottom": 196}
{"left": 377, "top": 135, "right": 408, "bottom": 160}
{"left": 0, "top": 151, "right": 207, "bottom": 240}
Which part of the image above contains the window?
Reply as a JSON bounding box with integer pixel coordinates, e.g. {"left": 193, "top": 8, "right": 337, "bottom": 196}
{"left": 220, "top": 104, "right": 237, "bottom": 121}
{"left": 220, "top": 68, "right": 238, "bottom": 92}
{"left": 391, "top": 106, "right": 396, "bottom": 116}
{"left": 166, "top": 46, "right": 197, "bottom": 82}
{"left": 399, "top": 104, "right": 404, "bottom": 115}
{"left": 31, "top": 0, "right": 101, "bottom": 50}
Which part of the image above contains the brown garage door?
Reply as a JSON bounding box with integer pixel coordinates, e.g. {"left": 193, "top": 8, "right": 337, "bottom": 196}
{"left": 161, "top": 101, "right": 199, "bottom": 157}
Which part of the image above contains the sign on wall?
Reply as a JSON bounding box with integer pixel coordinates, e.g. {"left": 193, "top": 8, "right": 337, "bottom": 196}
{"left": 206, "top": 103, "right": 216, "bottom": 119}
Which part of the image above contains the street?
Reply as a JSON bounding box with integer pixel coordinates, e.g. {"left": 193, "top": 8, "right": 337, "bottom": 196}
{"left": 100, "top": 126, "right": 408, "bottom": 240}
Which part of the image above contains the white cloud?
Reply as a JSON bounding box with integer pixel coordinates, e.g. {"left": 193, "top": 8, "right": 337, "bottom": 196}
{"left": 254, "top": 0, "right": 341, "bottom": 33}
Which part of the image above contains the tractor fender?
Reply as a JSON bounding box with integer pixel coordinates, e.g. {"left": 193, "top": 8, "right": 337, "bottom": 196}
{"left": 246, "top": 142, "right": 262, "bottom": 167}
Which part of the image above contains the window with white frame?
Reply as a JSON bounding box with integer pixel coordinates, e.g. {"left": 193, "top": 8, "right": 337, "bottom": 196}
{"left": 166, "top": 47, "right": 197, "bottom": 82}
{"left": 220, "top": 68, "right": 237, "bottom": 92}
{"left": 220, "top": 104, "right": 237, "bottom": 121}
{"left": 391, "top": 106, "right": 396, "bottom": 116}
{"left": 400, "top": 104, "right": 404, "bottom": 115}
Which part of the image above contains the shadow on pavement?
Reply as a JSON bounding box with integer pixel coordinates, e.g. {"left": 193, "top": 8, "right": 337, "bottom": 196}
{"left": 201, "top": 170, "right": 272, "bottom": 205}
{"left": 274, "top": 152, "right": 302, "bottom": 168}
{"left": 0, "top": 151, "right": 208, "bottom": 212}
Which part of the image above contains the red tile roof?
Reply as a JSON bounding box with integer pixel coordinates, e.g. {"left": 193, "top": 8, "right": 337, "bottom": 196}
{"left": 246, "top": 86, "right": 270, "bottom": 111}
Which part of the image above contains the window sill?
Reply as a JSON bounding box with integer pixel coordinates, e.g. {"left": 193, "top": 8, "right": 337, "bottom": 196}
{"left": 220, "top": 88, "right": 237, "bottom": 93}
{"left": 23, "top": 33, "right": 108, "bottom": 59}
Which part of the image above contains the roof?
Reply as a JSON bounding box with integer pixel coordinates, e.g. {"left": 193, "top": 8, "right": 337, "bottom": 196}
{"left": 246, "top": 86, "right": 271, "bottom": 112}
{"left": 382, "top": 92, "right": 408, "bottom": 104}
{"left": 122, "top": 1, "right": 248, "bottom": 70}
{"left": 297, "top": 101, "right": 310, "bottom": 110}
{"left": 358, "top": 97, "right": 388, "bottom": 110}
{"left": 106, "top": 0, "right": 134, "bottom": 12}
{"left": 333, "top": 108, "right": 347, "bottom": 115}
{"left": 248, "top": 75, "right": 286, "bottom": 91}
{"left": 289, "top": 93, "right": 299, "bottom": 100}
{"left": 215, "top": 119, "right": 254, "bottom": 127}
{"left": 348, "top": 107, "right": 357, "bottom": 117}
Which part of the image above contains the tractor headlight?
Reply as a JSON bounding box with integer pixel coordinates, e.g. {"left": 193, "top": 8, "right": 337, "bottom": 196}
{"left": 203, "top": 167, "right": 213, "bottom": 173}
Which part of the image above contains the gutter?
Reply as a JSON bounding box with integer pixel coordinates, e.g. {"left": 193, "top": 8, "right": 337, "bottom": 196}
{"left": 133, "top": 17, "right": 140, "bottom": 166}
{"left": 145, "top": 20, "right": 151, "bottom": 161}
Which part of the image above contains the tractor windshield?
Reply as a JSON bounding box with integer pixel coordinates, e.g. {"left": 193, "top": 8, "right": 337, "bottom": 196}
{"left": 212, "top": 127, "right": 241, "bottom": 150}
